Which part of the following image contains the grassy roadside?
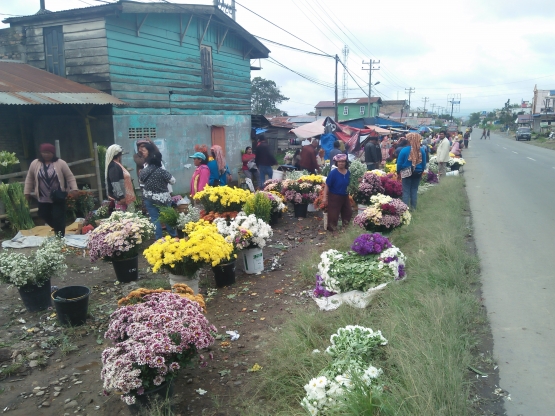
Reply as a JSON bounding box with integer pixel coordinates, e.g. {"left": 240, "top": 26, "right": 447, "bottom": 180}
{"left": 235, "top": 177, "right": 484, "bottom": 415}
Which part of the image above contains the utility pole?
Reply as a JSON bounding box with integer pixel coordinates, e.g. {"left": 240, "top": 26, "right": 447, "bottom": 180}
{"left": 431, "top": 103, "right": 436, "bottom": 115}
{"left": 422, "top": 97, "right": 429, "bottom": 112}
{"left": 341, "top": 45, "right": 349, "bottom": 99}
{"left": 405, "top": 87, "right": 415, "bottom": 111}
{"left": 335, "top": 54, "right": 339, "bottom": 122}
{"left": 362, "top": 59, "right": 380, "bottom": 116}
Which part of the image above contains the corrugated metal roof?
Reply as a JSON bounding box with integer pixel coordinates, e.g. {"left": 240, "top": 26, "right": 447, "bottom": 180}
{"left": 0, "top": 60, "right": 126, "bottom": 106}
{"left": 315, "top": 100, "right": 335, "bottom": 108}
{"left": 339, "top": 97, "right": 382, "bottom": 104}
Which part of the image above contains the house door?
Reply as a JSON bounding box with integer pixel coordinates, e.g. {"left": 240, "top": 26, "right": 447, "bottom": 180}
{"left": 211, "top": 126, "right": 225, "bottom": 155}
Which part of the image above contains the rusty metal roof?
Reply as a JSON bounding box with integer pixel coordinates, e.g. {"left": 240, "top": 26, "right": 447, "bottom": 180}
{"left": 0, "top": 60, "right": 126, "bottom": 106}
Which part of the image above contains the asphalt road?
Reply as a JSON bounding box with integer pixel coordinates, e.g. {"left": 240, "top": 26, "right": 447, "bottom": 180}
{"left": 464, "top": 129, "right": 555, "bottom": 415}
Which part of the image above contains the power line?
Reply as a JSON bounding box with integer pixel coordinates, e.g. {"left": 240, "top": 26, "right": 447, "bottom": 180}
{"left": 267, "top": 57, "right": 335, "bottom": 89}
{"left": 253, "top": 36, "right": 331, "bottom": 57}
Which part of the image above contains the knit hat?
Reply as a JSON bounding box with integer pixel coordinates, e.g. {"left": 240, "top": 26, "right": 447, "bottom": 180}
{"left": 39, "top": 143, "right": 56, "bottom": 154}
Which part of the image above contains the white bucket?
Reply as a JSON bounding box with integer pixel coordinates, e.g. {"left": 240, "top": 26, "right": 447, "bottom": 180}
{"left": 272, "top": 170, "right": 283, "bottom": 180}
{"left": 242, "top": 247, "right": 264, "bottom": 274}
{"left": 446, "top": 170, "right": 459, "bottom": 176}
{"left": 307, "top": 203, "right": 317, "bottom": 212}
{"left": 357, "top": 204, "right": 367, "bottom": 215}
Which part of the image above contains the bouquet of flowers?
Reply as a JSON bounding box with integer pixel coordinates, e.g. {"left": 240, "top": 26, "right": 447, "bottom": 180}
{"left": 353, "top": 172, "right": 384, "bottom": 205}
{"left": 200, "top": 210, "right": 238, "bottom": 223}
{"left": 88, "top": 212, "right": 154, "bottom": 262}
{"left": 284, "top": 170, "right": 308, "bottom": 181}
{"left": 379, "top": 173, "right": 403, "bottom": 198}
{"left": 242, "top": 192, "right": 272, "bottom": 223}
{"left": 353, "top": 194, "right": 411, "bottom": 232}
{"left": 176, "top": 206, "right": 201, "bottom": 231}
{"left": 0, "top": 151, "right": 19, "bottom": 176}
{"left": 101, "top": 292, "right": 216, "bottom": 405}
{"left": 347, "top": 160, "right": 366, "bottom": 196}
{"left": 118, "top": 284, "right": 206, "bottom": 312}
{"left": 0, "top": 237, "right": 66, "bottom": 289}
{"left": 283, "top": 150, "right": 295, "bottom": 165}
{"left": 266, "top": 191, "right": 287, "bottom": 213}
{"left": 262, "top": 179, "right": 283, "bottom": 194}
{"left": 213, "top": 212, "right": 273, "bottom": 250}
{"left": 428, "top": 156, "right": 439, "bottom": 173}
{"left": 420, "top": 170, "right": 439, "bottom": 185}
{"left": 281, "top": 177, "right": 323, "bottom": 204}
{"left": 66, "top": 188, "right": 95, "bottom": 218}
{"left": 369, "top": 169, "right": 386, "bottom": 177}
{"left": 384, "top": 159, "right": 397, "bottom": 174}
{"left": 143, "top": 220, "right": 234, "bottom": 275}
{"left": 193, "top": 186, "right": 251, "bottom": 213}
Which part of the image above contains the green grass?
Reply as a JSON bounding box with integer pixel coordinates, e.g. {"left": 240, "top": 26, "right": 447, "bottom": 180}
{"left": 0, "top": 362, "right": 22, "bottom": 378}
{"left": 139, "top": 278, "right": 171, "bottom": 290}
{"left": 237, "top": 177, "right": 483, "bottom": 415}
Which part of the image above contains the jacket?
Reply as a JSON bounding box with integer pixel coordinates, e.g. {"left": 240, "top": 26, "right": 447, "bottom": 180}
{"left": 436, "top": 138, "right": 451, "bottom": 162}
{"left": 299, "top": 145, "right": 319, "bottom": 171}
{"left": 364, "top": 142, "right": 382, "bottom": 164}
{"left": 396, "top": 147, "right": 427, "bottom": 174}
{"left": 255, "top": 143, "right": 277, "bottom": 166}
{"left": 190, "top": 164, "right": 210, "bottom": 196}
{"left": 24, "top": 159, "right": 78, "bottom": 198}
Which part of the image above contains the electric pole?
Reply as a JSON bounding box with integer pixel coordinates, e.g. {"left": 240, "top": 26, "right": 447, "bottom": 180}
{"left": 422, "top": 97, "right": 429, "bottom": 112}
{"left": 362, "top": 59, "right": 380, "bottom": 117}
{"left": 341, "top": 45, "right": 349, "bottom": 99}
{"left": 431, "top": 103, "right": 436, "bottom": 115}
{"left": 335, "top": 54, "right": 339, "bottom": 122}
{"left": 405, "top": 87, "right": 415, "bottom": 111}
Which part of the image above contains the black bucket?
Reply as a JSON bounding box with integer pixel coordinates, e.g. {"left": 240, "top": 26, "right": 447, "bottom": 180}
{"left": 112, "top": 255, "right": 139, "bottom": 282}
{"left": 52, "top": 286, "right": 90, "bottom": 326}
{"left": 212, "top": 260, "right": 236, "bottom": 288}
{"left": 18, "top": 280, "right": 51, "bottom": 312}
{"left": 293, "top": 203, "right": 308, "bottom": 218}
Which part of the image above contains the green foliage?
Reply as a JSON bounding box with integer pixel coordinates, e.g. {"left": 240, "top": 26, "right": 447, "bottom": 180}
{"left": 158, "top": 206, "right": 179, "bottom": 228}
{"left": 328, "top": 252, "right": 393, "bottom": 292}
{"left": 0, "top": 151, "right": 20, "bottom": 176}
{"left": 0, "top": 182, "right": 34, "bottom": 231}
{"left": 251, "top": 77, "right": 289, "bottom": 115}
{"left": 243, "top": 192, "right": 272, "bottom": 223}
{"left": 347, "top": 159, "right": 366, "bottom": 196}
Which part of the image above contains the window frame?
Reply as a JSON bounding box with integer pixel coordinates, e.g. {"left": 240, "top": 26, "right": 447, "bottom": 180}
{"left": 200, "top": 45, "right": 214, "bottom": 90}
{"left": 343, "top": 106, "right": 349, "bottom": 116}
{"left": 360, "top": 106, "right": 366, "bottom": 115}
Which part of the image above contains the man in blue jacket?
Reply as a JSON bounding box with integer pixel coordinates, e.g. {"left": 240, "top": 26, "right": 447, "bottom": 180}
{"left": 396, "top": 133, "right": 427, "bottom": 209}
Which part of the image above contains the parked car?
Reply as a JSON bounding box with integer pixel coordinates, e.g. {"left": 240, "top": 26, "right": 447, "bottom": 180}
{"left": 516, "top": 127, "right": 531, "bottom": 141}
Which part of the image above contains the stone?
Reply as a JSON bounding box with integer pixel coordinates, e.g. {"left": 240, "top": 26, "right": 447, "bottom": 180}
{"left": 28, "top": 352, "right": 40, "bottom": 359}
{"left": 74, "top": 381, "right": 83, "bottom": 385}
{"left": 54, "top": 387, "right": 62, "bottom": 392}
{"left": 0, "top": 348, "right": 11, "bottom": 362}
{"left": 53, "top": 392, "right": 60, "bottom": 397}
{"left": 64, "top": 399, "right": 71, "bottom": 403}
{"left": 35, "top": 391, "right": 45, "bottom": 396}
{"left": 41, "top": 401, "right": 50, "bottom": 407}
{"left": 28, "top": 360, "right": 39, "bottom": 368}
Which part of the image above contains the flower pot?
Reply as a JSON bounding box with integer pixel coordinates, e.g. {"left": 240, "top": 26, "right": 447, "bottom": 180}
{"left": 52, "top": 286, "right": 90, "bottom": 326}
{"left": 293, "top": 203, "right": 308, "bottom": 218}
{"left": 242, "top": 247, "right": 264, "bottom": 274}
{"left": 269, "top": 211, "right": 279, "bottom": 225}
{"left": 176, "top": 229, "right": 185, "bottom": 239}
{"left": 307, "top": 203, "right": 317, "bottom": 212}
{"left": 446, "top": 170, "right": 459, "bottom": 176}
{"left": 112, "top": 255, "right": 139, "bottom": 282}
{"left": 169, "top": 271, "right": 200, "bottom": 294}
{"left": 357, "top": 204, "right": 367, "bottom": 215}
{"left": 128, "top": 380, "right": 174, "bottom": 414}
{"left": 18, "top": 280, "right": 51, "bottom": 312}
{"left": 212, "top": 260, "right": 236, "bottom": 287}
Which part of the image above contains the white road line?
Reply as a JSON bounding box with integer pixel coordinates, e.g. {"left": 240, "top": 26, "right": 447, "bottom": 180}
{"left": 527, "top": 157, "right": 536, "bottom": 161}
{"left": 512, "top": 151, "right": 518, "bottom": 154}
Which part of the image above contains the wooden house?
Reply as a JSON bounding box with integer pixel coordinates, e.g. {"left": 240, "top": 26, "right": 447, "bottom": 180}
{"left": 0, "top": 1, "right": 269, "bottom": 193}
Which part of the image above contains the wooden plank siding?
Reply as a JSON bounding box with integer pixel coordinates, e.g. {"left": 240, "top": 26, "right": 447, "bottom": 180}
{"left": 106, "top": 13, "right": 252, "bottom": 116}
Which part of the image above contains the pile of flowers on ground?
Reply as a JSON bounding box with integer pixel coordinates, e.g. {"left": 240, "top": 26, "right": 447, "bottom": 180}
{"left": 353, "top": 172, "right": 384, "bottom": 205}
{"left": 301, "top": 325, "right": 388, "bottom": 415}
{"left": 88, "top": 212, "right": 154, "bottom": 262}
{"left": 101, "top": 292, "right": 216, "bottom": 405}
{"left": 353, "top": 194, "right": 411, "bottom": 232}
{"left": 314, "top": 233, "right": 406, "bottom": 298}
{"left": 213, "top": 212, "right": 273, "bottom": 250}
{"left": 379, "top": 173, "right": 403, "bottom": 198}
{"left": 428, "top": 155, "right": 465, "bottom": 173}
{"left": 280, "top": 176, "right": 323, "bottom": 204}
{"left": 193, "top": 185, "right": 251, "bottom": 213}
{"left": 117, "top": 284, "right": 206, "bottom": 312}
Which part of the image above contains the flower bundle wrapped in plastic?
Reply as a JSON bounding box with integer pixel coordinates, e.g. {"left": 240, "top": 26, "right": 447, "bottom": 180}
{"left": 213, "top": 212, "right": 273, "bottom": 250}
{"left": 353, "top": 172, "right": 384, "bottom": 205}
{"left": 0, "top": 151, "right": 19, "bottom": 175}
{"left": 379, "top": 173, "right": 403, "bottom": 198}
{"left": 353, "top": 194, "right": 411, "bottom": 232}
{"left": 347, "top": 159, "right": 366, "bottom": 195}
{"left": 193, "top": 185, "right": 251, "bottom": 213}
{"left": 101, "top": 292, "right": 216, "bottom": 405}
{"left": 88, "top": 212, "right": 154, "bottom": 262}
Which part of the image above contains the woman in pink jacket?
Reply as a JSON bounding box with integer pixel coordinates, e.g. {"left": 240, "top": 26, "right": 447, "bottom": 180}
{"left": 189, "top": 151, "right": 210, "bottom": 197}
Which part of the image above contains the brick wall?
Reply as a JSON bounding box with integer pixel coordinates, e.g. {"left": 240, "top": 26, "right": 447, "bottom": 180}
{"left": 0, "top": 27, "right": 26, "bottom": 61}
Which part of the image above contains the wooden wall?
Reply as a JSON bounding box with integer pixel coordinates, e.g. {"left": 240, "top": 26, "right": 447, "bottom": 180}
{"left": 106, "top": 13, "right": 252, "bottom": 115}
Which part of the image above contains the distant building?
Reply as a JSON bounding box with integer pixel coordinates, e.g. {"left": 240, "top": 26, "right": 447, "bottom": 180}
{"left": 380, "top": 100, "right": 409, "bottom": 117}
{"left": 337, "top": 97, "right": 382, "bottom": 121}
{"left": 314, "top": 100, "right": 335, "bottom": 118}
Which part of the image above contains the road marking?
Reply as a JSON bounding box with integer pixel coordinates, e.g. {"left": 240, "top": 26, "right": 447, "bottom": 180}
{"left": 503, "top": 147, "right": 507, "bottom": 149}
{"left": 527, "top": 157, "right": 536, "bottom": 161}
{"left": 513, "top": 151, "right": 518, "bottom": 154}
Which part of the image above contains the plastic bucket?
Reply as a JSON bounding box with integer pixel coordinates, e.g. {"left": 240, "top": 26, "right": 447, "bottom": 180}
{"left": 272, "top": 170, "right": 283, "bottom": 180}
{"left": 112, "top": 255, "right": 139, "bottom": 282}
{"left": 212, "top": 261, "right": 236, "bottom": 287}
{"left": 52, "top": 286, "right": 90, "bottom": 326}
{"left": 446, "top": 170, "right": 459, "bottom": 176}
{"left": 293, "top": 203, "right": 308, "bottom": 218}
{"left": 242, "top": 247, "right": 264, "bottom": 274}
{"left": 307, "top": 203, "right": 317, "bottom": 212}
{"left": 18, "top": 280, "right": 51, "bottom": 312}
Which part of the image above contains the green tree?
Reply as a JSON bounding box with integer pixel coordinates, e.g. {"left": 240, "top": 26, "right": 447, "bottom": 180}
{"left": 467, "top": 112, "right": 481, "bottom": 126}
{"left": 251, "top": 77, "right": 289, "bottom": 115}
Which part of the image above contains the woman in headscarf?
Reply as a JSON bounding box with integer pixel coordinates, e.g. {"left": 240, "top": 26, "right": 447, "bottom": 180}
{"left": 208, "top": 145, "right": 231, "bottom": 186}
{"left": 322, "top": 154, "right": 352, "bottom": 232}
{"left": 380, "top": 136, "right": 391, "bottom": 163}
{"left": 24, "top": 143, "right": 78, "bottom": 237}
{"left": 106, "top": 144, "right": 136, "bottom": 211}
{"left": 450, "top": 139, "right": 462, "bottom": 157}
{"left": 396, "top": 133, "right": 427, "bottom": 209}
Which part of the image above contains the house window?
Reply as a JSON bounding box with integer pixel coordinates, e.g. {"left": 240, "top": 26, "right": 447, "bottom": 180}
{"left": 128, "top": 127, "right": 157, "bottom": 140}
{"left": 360, "top": 106, "right": 366, "bottom": 115}
{"left": 343, "top": 106, "right": 349, "bottom": 116}
{"left": 43, "top": 26, "right": 65, "bottom": 77}
{"left": 200, "top": 45, "right": 213, "bottom": 90}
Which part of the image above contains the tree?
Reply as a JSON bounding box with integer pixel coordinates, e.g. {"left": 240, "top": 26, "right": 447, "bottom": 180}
{"left": 306, "top": 111, "right": 316, "bottom": 116}
{"left": 467, "top": 112, "right": 481, "bottom": 126}
{"left": 251, "top": 77, "right": 289, "bottom": 115}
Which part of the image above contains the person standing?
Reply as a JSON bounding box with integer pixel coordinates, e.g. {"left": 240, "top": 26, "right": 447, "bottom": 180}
{"left": 208, "top": 145, "right": 231, "bottom": 186}
{"left": 380, "top": 136, "right": 391, "bottom": 164}
{"left": 463, "top": 130, "right": 470, "bottom": 149}
{"left": 300, "top": 139, "right": 320, "bottom": 174}
{"left": 139, "top": 146, "right": 177, "bottom": 240}
{"left": 24, "top": 143, "right": 78, "bottom": 237}
{"left": 323, "top": 154, "right": 352, "bottom": 231}
{"left": 481, "top": 129, "right": 486, "bottom": 139}
{"left": 397, "top": 133, "right": 427, "bottom": 210}
{"left": 487, "top": 129, "right": 491, "bottom": 139}
{"left": 241, "top": 146, "right": 259, "bottom": 188}
{"left": 106, "top": 144, "right": 136, "bottom": 211}
{"left": 436, "top": 131, "right": 451, "bottom": 177}
{"left": 328, "top": 140, "right": 342, "bottom": 163}
{"left": 254, "top": 137, "right": 277, "bottom": 187}
{"left": 364, "top": 136, "right": 382, "bottom": 170}
{"left": 189, "top": 151, "right": 210, "bottom": 197}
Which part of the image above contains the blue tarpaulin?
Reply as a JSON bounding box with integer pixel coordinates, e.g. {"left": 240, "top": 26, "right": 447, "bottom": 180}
{"left": 320, "top": 133, "right": 336, "bottom": 160}
{"left": 255, "top": 128, "right": 268, "bottom": 135}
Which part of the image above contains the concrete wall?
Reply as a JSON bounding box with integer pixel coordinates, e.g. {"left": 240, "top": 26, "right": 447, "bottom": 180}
{"left": 113, "top": 114, "right": 250, "bottom": 195}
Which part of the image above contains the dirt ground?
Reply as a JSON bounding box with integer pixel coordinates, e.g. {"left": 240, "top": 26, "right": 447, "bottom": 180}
{"left": 0, "top": 207, "right": 505, "bottom": 416}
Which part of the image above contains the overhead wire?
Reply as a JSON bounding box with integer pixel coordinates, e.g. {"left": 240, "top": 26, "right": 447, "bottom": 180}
{"left": 253, "top": 36, "right": 331, "bottom": 58}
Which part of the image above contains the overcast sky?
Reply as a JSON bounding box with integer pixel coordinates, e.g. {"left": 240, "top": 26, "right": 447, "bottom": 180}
{"left": 3, "top": 0, "right": 555, "bottom": 117}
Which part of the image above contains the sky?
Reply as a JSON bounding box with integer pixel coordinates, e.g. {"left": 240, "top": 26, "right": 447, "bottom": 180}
{"left": 2, "top": 0, "right": 555, "bottom": 117}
